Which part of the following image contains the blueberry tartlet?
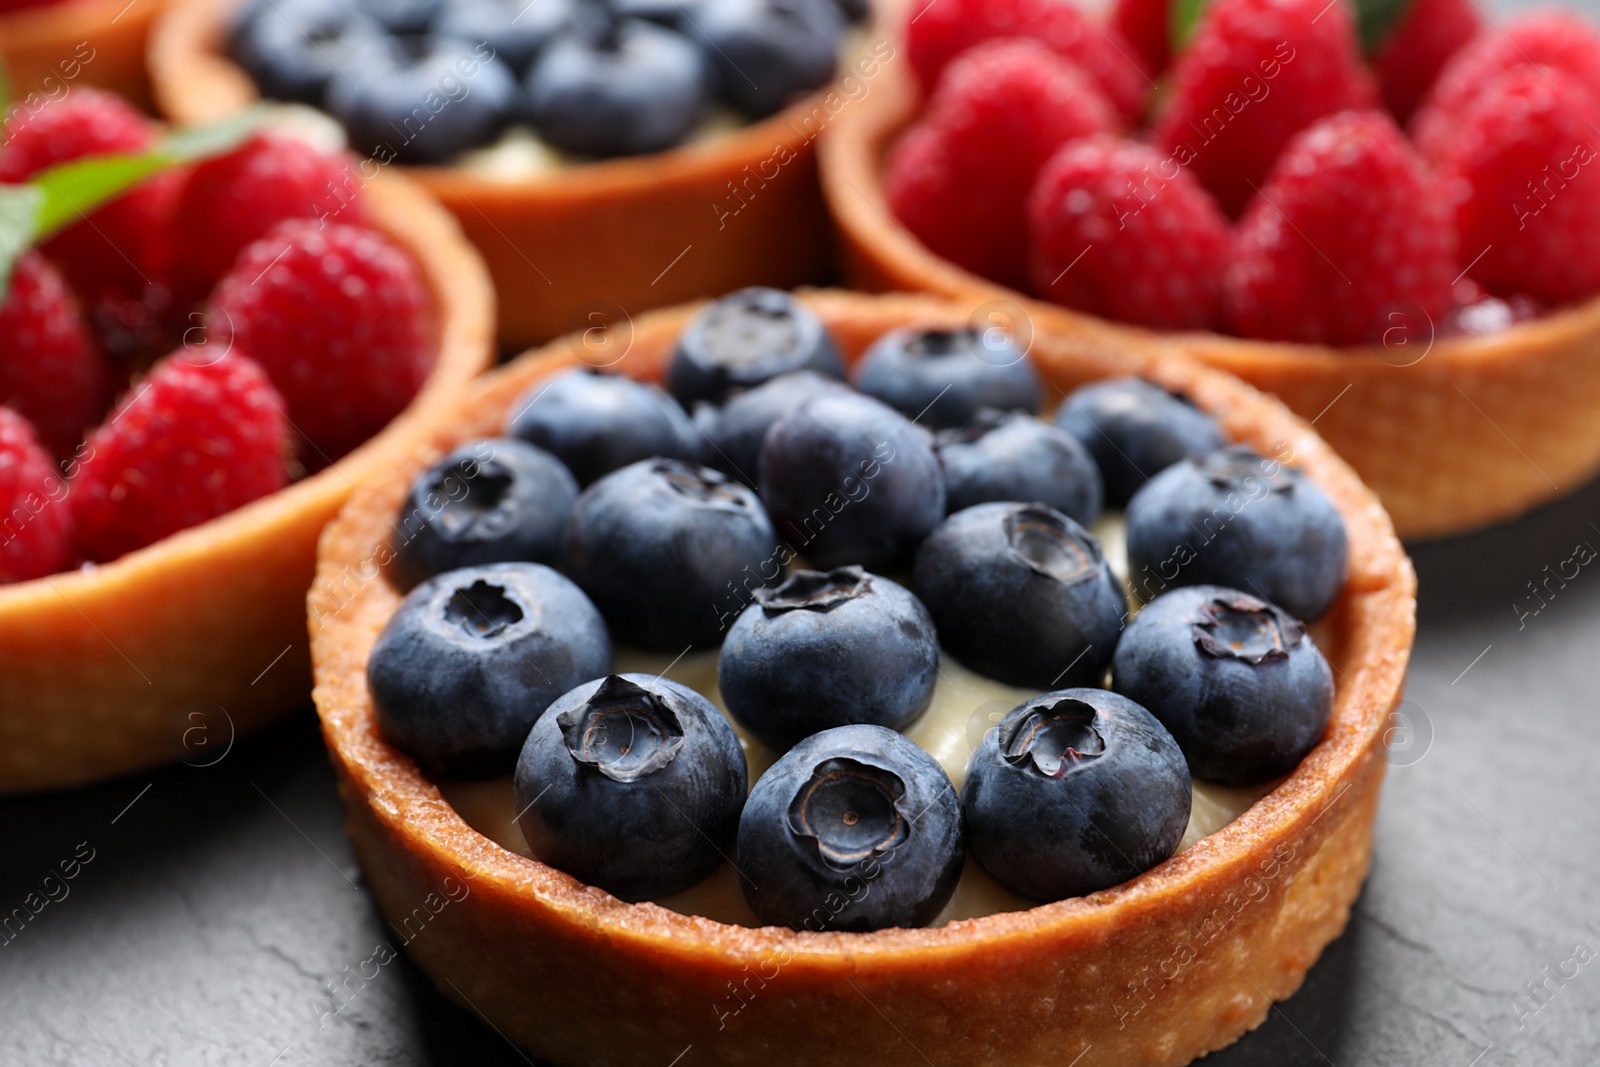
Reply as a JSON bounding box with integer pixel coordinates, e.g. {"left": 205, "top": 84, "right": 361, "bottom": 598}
{"left": 150, "top": 0, "right": 887, "bottom": 346}
{"left": 310, "top": 289, "right": 1414, "bottom": 1065}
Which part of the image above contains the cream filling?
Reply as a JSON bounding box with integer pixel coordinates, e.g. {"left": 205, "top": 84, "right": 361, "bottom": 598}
{"left": 437, "top": 515, "right": 1279, "bottom": 927}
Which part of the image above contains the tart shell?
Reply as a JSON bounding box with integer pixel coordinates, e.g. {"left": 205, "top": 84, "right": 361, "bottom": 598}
{"left": 149, "top": 0, "right": 848, "bottom": 349}
{"left": 817, "top": 46, "right": 1600, "bottom": 541}
{"left": 0, "top": 169, "right": 494, "bottom": 794}
{"left": 1, "top": 0, "right": 170, "bottom": 110}
{"left": 309, "top": 290, "right": 1415, "bottom": 1066}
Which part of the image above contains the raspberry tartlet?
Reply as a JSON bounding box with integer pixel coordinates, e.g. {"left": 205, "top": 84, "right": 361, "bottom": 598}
{"left": 821, "top": 0, "right": 1600, "bottom": 539}
{"left": 309, "top": 289, "right": 1413, "bottom": 1065}
{"left": 0, "top": 0, "right": 171, "bottom": 109}
{"left": 149, "top": 0, "right": 883, "bottom": 348}
{"left": 0, "top": 165, "right": 492, "bottom": 793}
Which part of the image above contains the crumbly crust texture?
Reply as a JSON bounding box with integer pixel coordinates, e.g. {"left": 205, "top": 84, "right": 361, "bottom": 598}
{"left": 310, "top": 290, "right": 1415, "bottom": 1067}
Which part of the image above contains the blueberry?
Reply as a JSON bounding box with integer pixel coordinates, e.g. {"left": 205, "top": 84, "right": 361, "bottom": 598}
{"left": 1111, "top": 586, "right": 1334, "bottom": 785}
{"left": 566, "top": 458, "right": 779, "bottom": 649}
{"left": 357, "top": 0, "right": 443, "bottom": 33}
{"left": 696, "top": 370, "right": 850, "bottom": 486}
{"left": 605, "top": 0, "right": 685, "bottom": 23}
{"left": 737, "top": 724, "right": 963, "bottom": 930}
{"left": 668, "top": 288, "right": 844, "bottom": 407}
{"left": 935, "top": 409, "right": 1103, "bottom": 527}
{"left": 527, "top": 18, "right": 709, "bottom": 157}
{"left": 515, "top": 673, "right": 747, "bottom": 900}
{"left": 324, "top": 36, "right": 523, "bottom": 164}
{"left": 229, "top": 0, "right": 383, "bottom": 106}
{"left": 1125, "top": 445, "right": 1349, "bottom": 621}
{"left": 962, "top": 689, "right": 1190, "bottom": 902}
{"left": 505, "top": 368, "right": 702, "bottom": 487}
{"left": 682, "top": 0, "right": 842, "bottom": 118}
{"left": 759, "top": 390, "right": 944, "bottom": 571}
{"left": 1054, "top": 377, "right": 1226, "bottom": 506}
{"left": 391, "top": 437, "right": 578, "bottom": 588}
{"left": 432, "top": 0, "right": 588, "bottom": 71}
{"left": 368, "top": 563, "right": 612, "bottom": 777}
{"left": 719, "top": 566, "right": 938, "bottom": 750}
{"left": 912, "top": 502, "right": 1126, "bottom": 688}
{"left": 852, "top": 326, "right": 1043, "bottom": 430}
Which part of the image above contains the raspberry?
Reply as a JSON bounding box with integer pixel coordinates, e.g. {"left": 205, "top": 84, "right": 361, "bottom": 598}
{"left": 1369, "top": 0, "right": 1479, "bottom": 123}
{"left": 1152, "top": 0, "right": 1378, "bottom": 216}
{"left": 1111, "top": 0, "right": 1173, "bottom": 77}
{"left": 0, "top": 252, "right": 111, "bottom": 458}
{"left": 906, "top": 0, "right": 1151, "bottom": 120}
{"left": 1430, "top": 66, "right": 1600, "bottom": 306}
{"left": 69, "top": 352, "right": 288, "bottom": 563}
{"left": 886, "top": 40, "right": 1118, "bottom": 289}
{"left": 167, "top": 131, "right": 366, "bottom": 311}
{"left": 1225, "top": 110, "right": 1457, "bottom": 345}
{"left": 1412, "top": 9, "right": 1600, "bottom": 156}
{"left": 0, "top": 407, "right": 72, "bottom": 583}
{"left": 1027, "top": 138, "right": 1230, "bottom": 330}
{"left": 207, "top": 219, "right": 435, "bottom": 464}
{"left": 0, "top": 89, "right": 177, "bottom": 308}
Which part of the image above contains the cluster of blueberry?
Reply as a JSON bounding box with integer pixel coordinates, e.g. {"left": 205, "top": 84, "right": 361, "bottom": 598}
{"left": 366, "top": 288, "right": 1350, "bottom": 930}
{"left": 229, "top": 0, "right": 857, "bottom": 163}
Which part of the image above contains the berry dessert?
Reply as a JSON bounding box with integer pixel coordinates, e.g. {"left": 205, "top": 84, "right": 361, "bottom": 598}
{"left": 0, "top": 106, "right": 493, "bottom": 792}
{"left": 310, "top": 289, "right": 1414, "bottom": 1066}
{"left": 823, "top": 0, "right": 1600, "bottom": 539}
{"left": 151, "top": 0, "right": 883, "bottom": 346}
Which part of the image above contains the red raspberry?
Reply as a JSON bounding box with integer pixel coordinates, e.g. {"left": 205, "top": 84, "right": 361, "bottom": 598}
{"left": 0, "top": 89, "right": 177, "bottom": 307}
{"left": 1370, "top": 0, "right": 1479, "bottom": 123}
{"left": 69, "top": 352, "right": 288, "bottom": 563}
{"left": 0, "top": 406, "right": 72, "bottom": 583}
{"left": 207, "top": 220, "right": 435, "bottom": 464}
{"left": 1151, "top": 0, "right": 1378, "bottom": 217}
{"left": 1225, "top": 110, "right": 1457, "bottom": 345}
{"left": 167, "top": 131, "right": 367, "bottom": 312}
{"left": 1028, "top": 138, "right": 1230, "bottom": 330}
{"left": 907, "top": 0, "right": 1151, "bottom": 120}
{"left": 1412, "top": 9, "right": 1600, "bottom": 157}
{"left": 1430, "top": 66, "right": 1600, "bottom": 306}
{"left": 886, "top": 40, "right": 1118, "bottom": 289}
{"left": 1111, "top": 0, "right": 1173, "bottom": 77}
{"left": 0, "top": 252, "right": 111, "bottom": 458}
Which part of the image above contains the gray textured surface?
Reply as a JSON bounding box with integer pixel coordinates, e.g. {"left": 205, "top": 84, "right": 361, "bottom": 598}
{"left": 5, "top": 473, "right": 1600, "bottom": 1067}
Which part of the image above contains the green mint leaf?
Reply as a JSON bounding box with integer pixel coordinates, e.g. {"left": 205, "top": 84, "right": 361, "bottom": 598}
{"left": 1354, "top": 0, "right": 1413, "bottom": 52}
{"left": 1170, "top": 0, "right": 1213, "bottom": 53}
{"left": 0, "top": 105, "right": 268, "bottom": 300}
{"left": 0, "top": 185, "right": 43, "bottom": 292}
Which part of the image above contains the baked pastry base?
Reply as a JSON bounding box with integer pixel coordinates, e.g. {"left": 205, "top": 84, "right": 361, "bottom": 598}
{"left": 817, "top": 42, "right": 1600, "bottom": 541}
{"left": 149, "top": 0, "right": 850, "bottom": 349}
{"left": 0, "top": 168, "right": 494, "bottom": 793}
{"left": 310, "top": 290, "right": 1415, "bottom": 1066}
{"left": 2, "top": 0, "right": 170, "bottom": 110}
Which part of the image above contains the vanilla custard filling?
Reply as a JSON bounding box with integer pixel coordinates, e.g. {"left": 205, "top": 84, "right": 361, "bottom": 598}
{"left": 438, "top": 515, "right": 1285, "bottom": 926}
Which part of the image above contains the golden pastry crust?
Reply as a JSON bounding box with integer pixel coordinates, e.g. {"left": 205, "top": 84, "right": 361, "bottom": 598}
{"left": 0, "top": 169, "right": 494, "bottom": 794}
{"left": 148, "top": 0, "right": 857, "bottom": 348}
{"left": 1, "top": 0, "right": 170, "bottom": 110}
{"left": 816, "top": 40, "right": 1600, "bottom": 541}
{"left": 309, "top": 289, "right": 1415, "bottom": 1067}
